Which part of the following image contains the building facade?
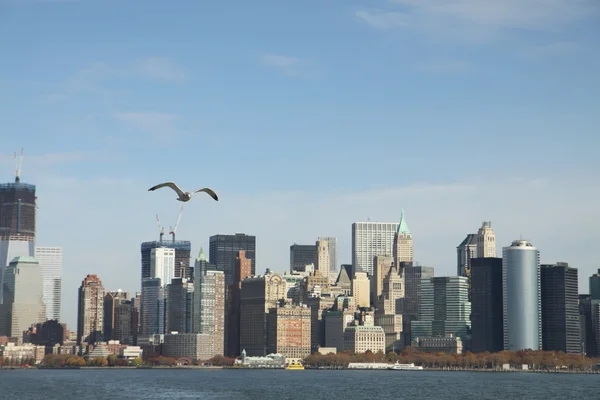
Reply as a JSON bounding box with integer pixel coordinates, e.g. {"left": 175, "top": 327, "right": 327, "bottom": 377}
{"left": 77, "top": 274, "right": 105, "bottom": 345}
{"left": 140, "top": 240, "right": 192, "bottom": 284}
{"left": 0, "top": 256, "right": 45, "bottom": 342}
{"left": 194, "top": 270, "right": 225, "bottom": 357}
{"left": 351, "top": 221, "right": 398, "bottom": 276}
{"left": 502, "top": 240, "right": 541, "bottom": 351}
{"left": 266, "top": 304, "right": 311, "bottom": 361}
{"left": 210, "top": 233, "right": 256, "bottom": 285}
{"left": 470, "top": 257, "right": 503, "bottom": 353}
{"left": 140, "top": 277, "right": 165, "bottom": 336}
{"left": 318, "top": 236, "right": 338, "bottom": 281}
{"left": 34, "top": 247, "right": 62, "bottom": 321}
{"left": 289, "top": 244, "right": 317, "bottom": 272}
{"left": 402, "top": 264, "right": 435, "bottom": 346}
{"left": 541, "top": 262, "right": 580, "bottom": 354}
{"left": 167, "top": 278, "right": 194, "bottom": 333}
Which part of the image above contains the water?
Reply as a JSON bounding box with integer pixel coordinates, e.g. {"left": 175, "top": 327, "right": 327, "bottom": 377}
{"left": 0, "top": 369, "right": 596, "bottom": 399}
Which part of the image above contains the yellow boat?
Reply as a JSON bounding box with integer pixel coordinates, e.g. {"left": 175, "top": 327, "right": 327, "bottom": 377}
{"left": 286, "top": 362, "right": 305, "bottom": 370}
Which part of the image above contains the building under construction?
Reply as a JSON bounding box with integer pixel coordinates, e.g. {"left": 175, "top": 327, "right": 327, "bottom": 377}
{"left": 140, "top": 239, "right": 192, "bottom": 282}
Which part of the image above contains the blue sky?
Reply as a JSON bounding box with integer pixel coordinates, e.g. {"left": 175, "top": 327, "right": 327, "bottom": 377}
{"left": 1, "top": 0, "right": 599, "bottom": 328}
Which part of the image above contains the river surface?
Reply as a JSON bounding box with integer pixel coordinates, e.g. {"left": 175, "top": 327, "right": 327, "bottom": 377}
{"left": 0, "top": 369, "right": 596, "bottom": 399}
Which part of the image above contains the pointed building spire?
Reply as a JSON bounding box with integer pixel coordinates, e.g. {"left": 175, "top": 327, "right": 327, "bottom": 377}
{"left": 196, "top": 247, "right": 207, "bottom": 262}
{"left": 396, "top": 208, "right": 411, "bottom": 235}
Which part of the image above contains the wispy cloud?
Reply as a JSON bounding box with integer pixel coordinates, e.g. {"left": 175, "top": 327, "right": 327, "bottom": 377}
{"left": 261, "top": 54, "right": 320, "bottom": 79}
{"left": 355, "top": 9, "right": 410, "bottom": 29}
{"left": 114, "top": 112, "right": 183, "bottom": 140}
{"left": 43, "top": 57, "right": 186, "bottom": 102}
{"left": 416, "top": 60, "right": 472, "bottom": 74}
{"left": 136, "top": 57, "right": 186, "bottom": 83}
{"left": 357, "top": 0, "right": 598, "bottom": 41}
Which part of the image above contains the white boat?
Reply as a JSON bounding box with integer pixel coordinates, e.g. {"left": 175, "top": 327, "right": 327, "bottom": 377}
{"left": 388, "top": 361, "right": 424, "bottom": 371}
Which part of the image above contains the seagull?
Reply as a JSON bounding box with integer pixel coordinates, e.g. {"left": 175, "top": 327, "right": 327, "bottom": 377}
{"left": 148, "top": 182, "right": 219, "bottom": 202}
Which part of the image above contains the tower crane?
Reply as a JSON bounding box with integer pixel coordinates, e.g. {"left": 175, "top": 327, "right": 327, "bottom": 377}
{"left": 156, "top": 214, "right": 165, "bottom": 243}
{"left": 169, "top": 204, "right": 185, "bottom": 242}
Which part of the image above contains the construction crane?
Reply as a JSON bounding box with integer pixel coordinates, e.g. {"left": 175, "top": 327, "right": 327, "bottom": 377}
{"left": 14, "top": 148, "right": 23, "bottom": 183}
{"left": 156, "top": 214, "right": 165, "bottom": 243}
{"left": 169, "top": 204, "right": 185, "bottom": 242}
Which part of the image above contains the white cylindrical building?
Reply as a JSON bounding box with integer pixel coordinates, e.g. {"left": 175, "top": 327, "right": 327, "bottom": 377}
{"left": 502, "top": 240, "right": 541, "bottom": 351}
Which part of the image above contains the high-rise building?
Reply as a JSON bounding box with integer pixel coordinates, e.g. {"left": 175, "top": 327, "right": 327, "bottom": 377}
{"left": 351, "top": 272, "right": 370, "bottom": 308}
{"left": 0, "top": 170, "right": 37, "bottom": 304}
{"left": 371, "top": 255, "right": 393, "bottom": 306}
{"left": 225, "top": 250, "right": 253, "bottom": 357}
{"left": 502, "top": 240, "right": 541, "bottom": 351}
{"left": 240, "top": 272, "right": 286, "bottom": 356}
{"left": 412, "top": 276, "right": 471, "bottom": 339}
{"left": 140, "top": 239, "right": 192, "bottom": 284}
{"left": 541, "top": 262, "right": 580, "bottom": 354}
{"left": 456, "top": 234, "right": 477, "bottom": 277}
{"left": 0, "top": 256, "right": 46, "bottom": 342}
{"left": 34, "top": 247, "right": 62, "bottom": 321}
{"left": 374, "top": 265, "right": 404, "bottom": 352}
{"left": 140, "top": 277, "right": 165, "bottom": 336}
{"left": 476, "top": 222, "right": 497, "bottom": 258}
{"left": 167, "top": 278, "right": 194, "bottom": 333}
{"left": 289, "top": 244, "right": 317, "bottom": 272}
{"left": 267, "top": 304, "right": 311, "bottom": 361}
{"left": 150, "top": 247, "right": 175, "bottom": 287}
{"left": 0, "top": 164, "right": 36, "bottom": 239}
{"left": 315, "top": 239, "right": 330, "bottom": 276}
{"left": 113, "top": 299, "right": 135, "bottom": 345}
{"left": 210, "top": 233, "right": 256, "bottom": 285}
{"left": 589, "top": 269, "right": 600, "bottom": 300}
{"left": 470, "top": 257, "right": 503, "bottom": 353}
{"left": 579, "top": 295, "right": 597, "bottom": 356}
{"left": 103, "top": 290, "right": 129, "bottom": 341}
{"left": 77, "top": 274, "right": 105, "bottom": 345}
{"left": 402, "top": 264, "right": 434, "bottom": 346}
{"left": 393, "top": 209, "right": 413, "bottom": 269}
{"left": 194, "top": 271, "right": 225, "bottom": 356}
{"left": 193, "top": 248, "right": 217, "bottom": 280}
{"left": 352, "top": 221, "right": 398, "bottom": 276}
{"left": 318, "top": 237, "right": 338, "bottom": 280}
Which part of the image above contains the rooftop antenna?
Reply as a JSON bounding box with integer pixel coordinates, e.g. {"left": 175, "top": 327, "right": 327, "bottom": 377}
{"left": 156, "top": 214, "right": 164, "bottom": 243}
{"left": 14, "top": 148, "right": 23, "bottom": 183}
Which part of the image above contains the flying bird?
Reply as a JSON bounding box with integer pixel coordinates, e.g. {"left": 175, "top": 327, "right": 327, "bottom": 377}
{"left": 148, "top": 182, "right": 219, "bottom": 202}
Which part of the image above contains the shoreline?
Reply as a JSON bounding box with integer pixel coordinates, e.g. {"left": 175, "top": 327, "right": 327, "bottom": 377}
{"left": 4, "top": 366, "right": 598, "bottom": 375}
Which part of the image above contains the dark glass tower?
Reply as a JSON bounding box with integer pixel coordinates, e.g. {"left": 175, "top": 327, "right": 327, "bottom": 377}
{"left": 209, "top": 233, "right": 256, "bottom": 285}
{"left": 0, "top": 179, "right": 36, "bottom": 240}
{"left": 470, "top": 257, "right": 503, "bottom": 353}
{"left": 541, "top": 262, "right": 581, "bottom": 354}
{"left": 289, "top": 244, "right": 317, "bottom": 272}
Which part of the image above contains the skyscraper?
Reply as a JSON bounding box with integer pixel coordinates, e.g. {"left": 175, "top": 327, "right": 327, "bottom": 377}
{"left": 140, "top": 277, "right": 165, "bottom": 336}
{"left": 140, "top": 239, "right": 192, "bottom": 284}
{"left": 103, "top": 290, "right": 129, "bottom": 341}
{"left": 34, "top": 246, "right": 62, "bottom": 321}
{"left": 541, "top": 262, "right": 580, "bottom": 354}
{"left": 470, "top": 257, "right": 503, "bottom": 353}
{"left": 318, "top": 236, "right": 338, "bottom": 280}
{"left": 194, "top": 270, "right": 225, "bottom": 357}
{"left": 393, "top": 209, "right": 413, "bottom": 268}
{"left": 225, "top": 250, "right": 253, "bottom": 357}
{"left": 502, "top": 240, "right": 541, "bottom": 351}
{"left": 0, "top": 164, "right": 37, "bottom": 304}
{"left": 289, "top": 244, "right": 317, "bottom": 272}
{"left": 167, "top": 278, "right": 194, "bottom": 333}
{"left": 193, "top": 248, "right": 217, "bottom": 280}
{"left": 456, "top": 234, "right": 477, "bottom": 277}
{"left": 412, "top": 276, "right": 471, "bottom": 339}
{"left": 402, "top": 264, "right": 434, "bottom": 346}
{"left": 77, "top": 274, "right": 105, "bottom": 345}
{"left": 352, "top": 221, "right": 399, "bottom": 276}
{"left": 476, "top": 222, "right": 497, "bottom": 258}
{"left": 150, "top": 247, "right": 175, "bottom": 286}
{"left": 315, "top": 239, "right": 330, "bottom": 276}
{"left": 589, "top": 269, "right": 600, "bottom": 300}
{"left": 0, "top": 256, "right": 46, "bottom": 342}
{"left": 210, "top": 233, "right": 256, "bottom": 285}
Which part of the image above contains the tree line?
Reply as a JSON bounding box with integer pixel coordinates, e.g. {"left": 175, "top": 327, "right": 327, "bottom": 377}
{"left": 40, "top": 354, "right": 143, "bottom": 367}
{"left": 304, "top": 348, "right": 600, "bottom": 370}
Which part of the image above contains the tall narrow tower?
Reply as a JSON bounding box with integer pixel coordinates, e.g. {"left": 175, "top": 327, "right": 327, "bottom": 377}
{"left": 393, "top": 209, "right": 413, "bottom": 270}
{"left": 476, "top": 222, "right": 497, "bottom": 258}
{"left": 77, "top": 274, "right": 105, "bottom": 345}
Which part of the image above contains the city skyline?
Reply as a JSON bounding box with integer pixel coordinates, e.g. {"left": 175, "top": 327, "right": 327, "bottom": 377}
{"left": 1, "top": 0, "right": 599, "bottom": 329}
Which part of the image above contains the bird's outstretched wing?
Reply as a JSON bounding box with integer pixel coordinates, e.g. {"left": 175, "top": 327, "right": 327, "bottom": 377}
{"left": 193, "top": 187, "right": 219, "bottom": 201}
{"left": 149, "top": 182, "right": 185, "bottom": 197}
